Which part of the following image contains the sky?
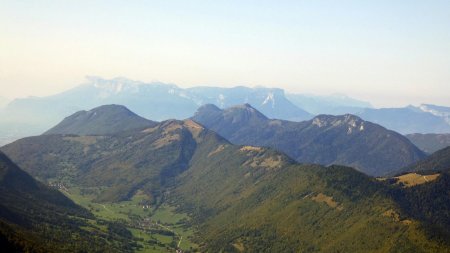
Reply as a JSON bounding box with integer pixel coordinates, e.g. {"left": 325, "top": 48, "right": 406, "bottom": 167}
{"left": 1, "top": 0, "right": 450, "bottom": 107}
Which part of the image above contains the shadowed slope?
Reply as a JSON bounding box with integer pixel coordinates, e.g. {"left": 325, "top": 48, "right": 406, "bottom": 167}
{"left": 0, "top": 151, "right": 130, "bottom": 252}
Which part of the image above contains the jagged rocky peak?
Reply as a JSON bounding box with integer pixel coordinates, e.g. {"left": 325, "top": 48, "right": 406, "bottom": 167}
{"left": 312, "top": 114, "right": 365, "bottom": 131}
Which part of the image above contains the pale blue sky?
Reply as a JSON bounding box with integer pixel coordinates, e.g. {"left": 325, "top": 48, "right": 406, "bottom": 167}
{"left": 1, "top": 1, "right": 449, "bottom": 107}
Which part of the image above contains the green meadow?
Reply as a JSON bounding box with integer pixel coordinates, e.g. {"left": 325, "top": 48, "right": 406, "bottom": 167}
{"left": 62, "top": 187, "right": 199, "bottom": 252}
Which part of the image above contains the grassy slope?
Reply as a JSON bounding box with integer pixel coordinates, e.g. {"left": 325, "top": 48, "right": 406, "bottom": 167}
{"left": 389, "top": 172, "right": 450, "bottom": 243}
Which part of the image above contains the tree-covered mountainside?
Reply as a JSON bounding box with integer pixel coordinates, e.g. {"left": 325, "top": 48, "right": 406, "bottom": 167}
{"left": 406, "top": 133, "right": 450, "bottom": 154}
{"left": 395, "top": 146, "right": 450, "bottom": 176}
{"left": 390, "top": 171, "right": 450, "bottom": 243}
{"left": 0, "top": 151, "right": 137, "bottom": 252}
{"left": 192, "top": 104, "right": 426, "bottom": 176}
{"left": 172, "top": 141, "right": 449, "bottom": 252}
{"left": 44, "top": 104, "right": 156, "bottom": 136}
{"left": 2, "top": 106, "right": 449, "bottom": 252}
{"left": 2, "top": 118, "right": 224, "bottom": 203}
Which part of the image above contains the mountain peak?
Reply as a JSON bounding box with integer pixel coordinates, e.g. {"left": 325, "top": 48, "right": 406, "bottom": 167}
{"left": 196, "top": 103, "right": 222, "bottom": 113}
{"left": 225, "top": 103, "right": 269, "bottom": 120}
{"left": 193, "top": 103, "right": 269, "bottom": 129}
{"left": 44, "top": 104, "right": 156, "bottom": 135}
{"left": 87, "top": 104, "right": 133, "bottom": 114}
{"left": 233, "top": 103, "right": 254, "bottom": 109}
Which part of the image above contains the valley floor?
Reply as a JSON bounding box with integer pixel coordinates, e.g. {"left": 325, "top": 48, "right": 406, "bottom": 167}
{"left": 61, "top": 187, "right": 199, "bottom": 253}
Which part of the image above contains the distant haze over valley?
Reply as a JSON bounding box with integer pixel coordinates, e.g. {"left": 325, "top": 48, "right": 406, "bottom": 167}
{"left": 3, "top": 76, "right": 449, "bottom": 109}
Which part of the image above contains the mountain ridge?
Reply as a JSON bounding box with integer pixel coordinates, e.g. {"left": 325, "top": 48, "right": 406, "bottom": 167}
{"left": 192, "top": 104, "right": 427, "bottom": 176}
{"left": 1, "top": 106, "right": 448, "bottom": 252}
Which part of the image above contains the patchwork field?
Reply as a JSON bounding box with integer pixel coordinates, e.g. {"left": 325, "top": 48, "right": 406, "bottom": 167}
{"left": 61, "top": 187, "right": 199, "bottom": 253}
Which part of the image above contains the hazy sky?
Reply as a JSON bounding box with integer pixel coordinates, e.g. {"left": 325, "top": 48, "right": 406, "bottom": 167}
{"left": 1, "top": 1, "right": 449, "bottom": 107}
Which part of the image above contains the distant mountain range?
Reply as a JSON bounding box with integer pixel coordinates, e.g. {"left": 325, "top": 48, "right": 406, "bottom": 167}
{"left": 187, "top": 86, "right": 313, "bottom": 121}
{"left": 1, "top": 76, "right": 450, "bottom": 146}
{"left": 2, "top": 105, "right": 449, "bottom": 252}
{"left": 286, "top": 93, "right": 372, "bottom": 115}
{"left": 419, "top": 104, "right": 450, "bottom": 125}
{"left": 192, "top": 104, "right": 426, "bottom": 176}
{"left": 357, "top": 106, "right": 450, "bottom": 134}
{"left": 0, "top": 77, "right": 312, "bottom": 145}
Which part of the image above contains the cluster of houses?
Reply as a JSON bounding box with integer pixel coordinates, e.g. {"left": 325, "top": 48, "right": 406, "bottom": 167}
{"left": 48, "top": 182, "right": 69, "bottom": 192}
